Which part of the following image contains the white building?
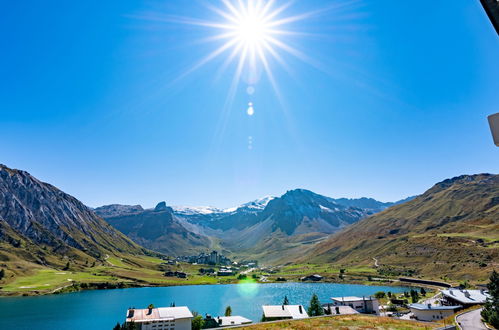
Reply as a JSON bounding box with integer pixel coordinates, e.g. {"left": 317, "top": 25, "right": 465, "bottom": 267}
{"left": 409, "top": 303, "right": 461, "bottom": 322}
{"left": 441, "top": 289, "right": 489, "bottom": 307}
{"left": 262, "top": 305, "right": 309, "bottom": 321}
{"left": 126, "top": 306, "right": 193, "bottom": 330}
{"left": 214, "top": 316, "right": 252, "bottom": 327}
{"left": 330, "top": 296, "right": 380, "bottom": 315}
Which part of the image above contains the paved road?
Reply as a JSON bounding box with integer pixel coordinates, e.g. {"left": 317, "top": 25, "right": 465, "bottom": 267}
{"left": 456, "top": 308, "right": 487, "bottom": 330}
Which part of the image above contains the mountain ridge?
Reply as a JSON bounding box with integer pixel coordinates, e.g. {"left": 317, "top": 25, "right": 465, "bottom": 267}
{"left": 96, "top": 189, "right": 411, "bottom": 261}
{"left": 0, "top": 164, "right": 149, "bottom": 271}
{"left": 301, "top": 173, "right": 499, "bottom": 280}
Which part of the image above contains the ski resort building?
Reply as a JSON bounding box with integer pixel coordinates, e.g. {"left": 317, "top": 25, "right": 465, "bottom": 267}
{"left": 330, "top": 296, "right": 380, "bottom": 315}
{"left": 408, "top": 304, "right": 461, "bottom": 322}
{"left": 125, "top": 306, "right": 193, "bottom": 330}
{"left": 440, "top": 289, "right": 489, "bottom": 307}
{"left": 262, "top": 305, "right": 309, "bottom": 321}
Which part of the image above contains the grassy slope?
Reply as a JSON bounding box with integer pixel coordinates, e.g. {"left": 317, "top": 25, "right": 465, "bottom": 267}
{"left": 0, "top": 253, "right": 236, "bottom": 295}
{"left": 300, "top": 174, "right": 498, "bottom": 282}
{"left": 234, "top": 315, "right": 441, "bottom": 329}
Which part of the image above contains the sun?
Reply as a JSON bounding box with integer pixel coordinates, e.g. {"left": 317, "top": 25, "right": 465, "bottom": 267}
{"left": 235, "top": 13, "right": 268, "bottom": 47}
{"left": 162, "top": 0, "right": 317, "bottom": 96}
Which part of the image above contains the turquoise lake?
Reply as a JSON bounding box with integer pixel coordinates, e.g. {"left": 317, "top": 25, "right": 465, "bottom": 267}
{"left": 0, "top": 283, "right": 411, "bottom": 329}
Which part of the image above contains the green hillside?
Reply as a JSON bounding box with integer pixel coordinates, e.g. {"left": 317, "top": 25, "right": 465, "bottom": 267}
{"left": 0, "top": 164, "right": 164, "bottom": 293}
{"left": 304, "top": 174, "right": 499, "bottom": 281}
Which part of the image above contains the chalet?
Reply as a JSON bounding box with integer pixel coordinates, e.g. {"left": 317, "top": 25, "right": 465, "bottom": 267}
{"left": 262, "top": 305, "right": 309, "bottom": 321}
{"left": 217, "top": 269, "right": 234, "bottom": 276}
{"left": 441, "top": 289, "right": 489, "bottom": 307}
{"left": 300, "top": 274, "right": 323, "bottom": 282}
{"left": 204, "top": 315, "right": 252, "bottom": 327}
{"left": 330, "top": 296, "right": 380, "bottom": 315}
{"left": 125, "top": 306, "right": 193, "bottom": 330}
{"left": 323, "top": 304, "right": 359, "bottom": 315}
{"left": 409, "top": 303, "right": 461, "bottom": 322}
{"left": 164, "top": 271, "right": 187, "bottom": 279}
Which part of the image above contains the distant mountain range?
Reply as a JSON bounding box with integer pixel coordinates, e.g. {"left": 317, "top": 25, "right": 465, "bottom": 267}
{"left": 97, "top": 202, "right": 211, "bottom": 256}
{"left": 304, "top": 174, "right": 499, "bottom": 281}
{"left": 2, "top": 162, "right": 496, "bottom": 281}
{"left": 0, "top": 164, "right": 148, "bottom": 272}
{"left": 95, "top": 189, "right": 414, "bottom": 262}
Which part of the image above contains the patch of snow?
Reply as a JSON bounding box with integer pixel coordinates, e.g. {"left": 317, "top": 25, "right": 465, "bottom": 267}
{"left": 319, "top": 205, "right": 332, "bottom": 212}
{"left": 173, "top": 196, "right": 274, "bottom": 215}
{"left": 240, "top": 196, "right": 275, "bottom": 210}
{"left": 172, "top": 206, "right": 224, "bottom": 215}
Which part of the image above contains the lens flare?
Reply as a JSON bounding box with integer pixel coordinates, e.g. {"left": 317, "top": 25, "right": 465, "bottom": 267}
{"left": 247, "top": 102, "right": 255, "bottom": 116}
{"left": 236, "top": 278, "right": 259, "bottom": 298}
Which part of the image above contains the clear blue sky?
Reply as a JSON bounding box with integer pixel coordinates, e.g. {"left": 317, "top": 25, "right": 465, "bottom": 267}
{"left": 1, "top": 1, "right": 498, "bottom": 208}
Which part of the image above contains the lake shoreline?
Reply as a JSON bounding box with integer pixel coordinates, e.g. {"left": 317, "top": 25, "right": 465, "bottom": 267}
{"left": 0, "top": 282, "right": 417, "bottom": 329}
{"left": 0, "top": 276, "right": 417, "bottom": 298}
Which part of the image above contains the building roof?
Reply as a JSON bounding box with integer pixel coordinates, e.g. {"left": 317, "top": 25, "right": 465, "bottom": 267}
{"left": 158, "top": 307, "right": 193, "bottom": 319}
{"left": 215, "top": 316, "right": 252, "bottom": 326}
{"left": 262, "top": 305, "right": 308, "bottom": 319}
{"left": 286, "top": 305, "right": 309, "bottom": 319}
{"left": 331, "top": 296, "right": 375, "bottom": 302}
{"left": 325, "top": 305, "right": 359, "bottom": 314}
{"left": 441, "top": 289, "right": 489, "bottom": 304}
{"left": 126, "top": 306, "right": 193, "bottom": 323}
{"left": 409, "top": 303, "right": 462, "bottom": 311}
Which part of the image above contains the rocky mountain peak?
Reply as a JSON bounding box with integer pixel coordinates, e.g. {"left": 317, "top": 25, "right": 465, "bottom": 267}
{"left": 0, "top": 163, "right": 144, "bottom": 263}
{"left": 154, "top": 201, "right": 172, "bottom": 212}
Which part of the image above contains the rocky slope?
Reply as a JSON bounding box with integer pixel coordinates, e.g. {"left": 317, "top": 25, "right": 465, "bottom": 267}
{"left": 0, "top": 164, "right": 148, "bottom": 269}
{"left": 93, "top": 204, "right": 144, "bottom": 218}
{"left": 98, "top": 190, "right": 407, "bottom": 262}
{"left": 100, "top": 202, "right": 212, "bottom": 256}
{"left": 304, "top": 174, "right": 499, "bottom": 280}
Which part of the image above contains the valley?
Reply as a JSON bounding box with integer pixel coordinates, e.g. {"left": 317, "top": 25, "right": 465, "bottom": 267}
{"left": 0, "top": 163, "right": 497, "bottom": 297}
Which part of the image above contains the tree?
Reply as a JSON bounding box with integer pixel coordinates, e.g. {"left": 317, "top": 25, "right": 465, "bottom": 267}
{"left": 387, "top": 291, "right": 392, "bottom": 298}
{"left": 225, "top": 305, "right": 232, "bottom": 316}
{"left": 481, "top": 270, "right": 499, "bottom": 328}
{"left": 191, "top": 315, "right": 204, "bottom": 330}
{"left": 63, "top": 261, "right": 70, "bottom": 270}
{"left": 420, "top": 287, "right": 426, "bottom": 296}
{"left": 374, "top": 291, "right": 386, "bottom": 299}
{"left": 113, "top": 322, "right": 121, "bottom": 330}
{"left": 308, "top": 293, "right": 324, "bottom": 316}
{"left": 0, "top": 269, "right": 4, "bottom": 280}
{"left": 283, "top": 295, "right": 289, "bottom": 305}
{"left": 410, "top": 289, "right": 419, "bottom": 303}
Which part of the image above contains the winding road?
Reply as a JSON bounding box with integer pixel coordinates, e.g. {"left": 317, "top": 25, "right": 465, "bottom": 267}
{"left": 456, "top": 308, "right": 487, "bottom": 330}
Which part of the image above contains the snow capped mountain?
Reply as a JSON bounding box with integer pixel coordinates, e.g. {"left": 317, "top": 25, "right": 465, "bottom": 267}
{"left": 173, "top": 205, "right": 225, "bottom": 215}
{"left": 96, "top": 190, "right": 415, "bottom": 261}
{"left": 173, "top": 196, "right": 275, "bottom": 215}
{"left": 239, "top": 196, "right": 275, "bottom": 210}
